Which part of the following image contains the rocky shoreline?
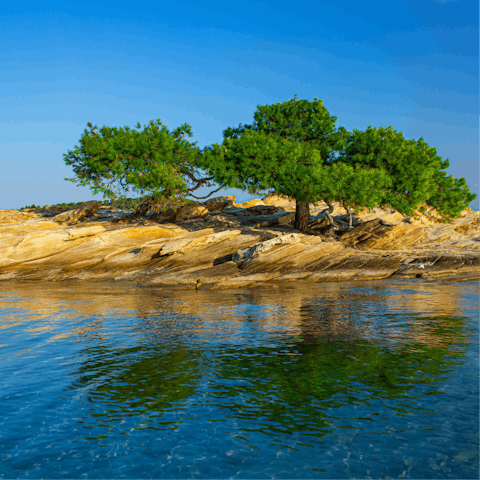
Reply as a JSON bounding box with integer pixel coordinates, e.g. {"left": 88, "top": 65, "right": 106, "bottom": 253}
{"left": 1, "top": 196, "right": 479, "bottom": 288}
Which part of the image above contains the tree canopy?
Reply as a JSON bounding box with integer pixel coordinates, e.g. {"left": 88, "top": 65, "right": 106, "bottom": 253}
{"left": 201, "top": 96, "right": 390, "bottom": 231}
{"left": 63, "top": 98, "right": 476, "bottom": 229}
{"left": 335, "top": 124, "right": 476, "bottom": 219}
{"left": 426, "top": 167, "right": 476, "bottom": 220}
{"left": 319, "top": 162, "right": 392, "bottom": 227}
{"left": 64, "top": 119, "right": 223, "bottom": 215}
{"left": 202, "top": 127, "right": 324, "bottom": 201}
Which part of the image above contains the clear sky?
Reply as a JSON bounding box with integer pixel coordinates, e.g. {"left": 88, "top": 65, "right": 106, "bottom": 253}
{"left": 1, "top": 0, "right": 478, "bottom": 210}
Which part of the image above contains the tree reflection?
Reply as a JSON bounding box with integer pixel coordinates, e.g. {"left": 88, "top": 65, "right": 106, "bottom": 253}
{"left": 69, "top": 343, "right": 202, "bottom": 430}
{"left": 208, "top": 314, "right": 471, "bottom": 442}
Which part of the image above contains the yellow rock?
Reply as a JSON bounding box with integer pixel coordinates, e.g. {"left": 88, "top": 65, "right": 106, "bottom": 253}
{"left": 151, "top": 229, "right": 243, "bottom": 257}
{"left": 141, "top": 228, "right": 215, "bottom": 247}
{"left": 233, "top": 234, "right": 301, "bottom": 264}
{"left": 0, "top": 202, "right": 478, "bottom": 284}
{"left": 174, "top": 204, "right": 209, "bottom": 221}
{"left": 204, "top": 196, "right": 236, "bottom": 211}
{"left": 360, "top": 224, "right": 426, "bottom": 250}
{"left": 185, "top": 229, "right": 242, "bottom": 249}
{"left": 234, "top": 199, "right": 265, "bottom": 208}
{"left": 151, "top": 204, "right": 209, "bottom": 223}
{"left": 278, "top": 212, "right": 296, "bottom": 225}
{"left": 1, "top": 221, "right": 63, "bottom": 235}
{"left": 0, "top": 210, "right": 42, "bottom": 224}
{"left": 159, "top": 238, "right": 197, "bottom": 255}
{"left": 99, "top": 226, "right": 178, "bottom": 246}
{"left": 66, "top": 226, "right": 106, "bottom": 240}
{"left": 454, "top": 215, "right": 480, "bottom": 235}
{"left": 52, "top": 201, "right": 100, "bottom": 225}
{"left": 262, "top": 194, "right": 296, "bottom": 207}
{"left": 0, "top": 231, "right": 80, "bottom": 267}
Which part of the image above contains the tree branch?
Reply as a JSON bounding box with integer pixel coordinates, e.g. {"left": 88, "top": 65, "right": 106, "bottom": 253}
{"left": 189, "top": 184, "right": 225, "bottom": 199}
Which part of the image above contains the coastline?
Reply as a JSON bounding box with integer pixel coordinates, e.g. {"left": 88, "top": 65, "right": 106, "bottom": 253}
{"left": 1, "top": 199, "right": 479, "bottom": 288}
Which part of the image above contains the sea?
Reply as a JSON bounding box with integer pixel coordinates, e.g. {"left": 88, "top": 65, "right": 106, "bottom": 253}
{"left": 0, "top": 278, "right": 478, "bottom": 479}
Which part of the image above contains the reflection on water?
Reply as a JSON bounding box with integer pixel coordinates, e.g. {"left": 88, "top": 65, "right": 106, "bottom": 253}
{"left": 0, "top": 279, "right": 478, "bottom": 479}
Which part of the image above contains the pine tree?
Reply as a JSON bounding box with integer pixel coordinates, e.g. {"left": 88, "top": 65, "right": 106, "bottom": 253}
{"left": 319, "top": 163, "right": 392, "bottom": 228}
{"left": 335, "top": 124, "right": 475, "bottom": 218}
{"left": 428, "top": 167, "right": 476, "bottom": 220}
{"left": 201, "top": 96, "right": 351, "bottom": 231}
{"left": 64, "top": 120, "right": 223, "bottom": 216}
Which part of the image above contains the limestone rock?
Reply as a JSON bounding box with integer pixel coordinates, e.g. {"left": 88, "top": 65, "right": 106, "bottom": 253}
{"left": 308, "top": 217, "right": 330, "bottom": 229}
{"left": 52, "top": 201, "right": 100, "bottom": 225}
{"left": 233, "top": 205, "right": 284, "bottom": 217}
{"left": 359, "top": 224, "right": 425, "bottom": 251}
{"left": 158, "top": 237, "right": 197, "bottom": 256}
{"left": 204, "top": 201, "right": 229, "bottom": 212}
{"left": 0, "top": 210, "right": 42, "bottom": 224}
{"left": 232, "top": 233, "right": 301, "bottom": 265}
{"left": 149, "top": 229, "right": 243, "bottom": 257}
{"left": 454, "top": 215, "right": 480, "bottom": 235}
{"left": 150, "top": 204, "right": 209, "bottom": 223}
{"left": 352, "top": 210, "right": 405, "bottom": 224}
{"left": 174, "top": 204, "right": 209, "bottom": 221}
{"left": 0, "top": 202, "right": 478, "bottom": 285}
{"left": 44, "top": 205, "right": 65, "bottom": 212}
{"left": 66, "top": 226, "right": 106, "bottom": 240}
{"left": 234, "top": 199, "right": 265, "bottom": 208}
{"left": 262, "top": 193, "right": 296, "bottom": 207}
{"left": 278, "top": 212, "right": 296, "bottom": 225}
{"left": 340, "top": 219, "right": 425, "bottom": 250}
{"left": 149, "top": 209, "right": 176, "bottom": 224}
{"left": 204, "top": 196, "right": 236, "bottom": 211}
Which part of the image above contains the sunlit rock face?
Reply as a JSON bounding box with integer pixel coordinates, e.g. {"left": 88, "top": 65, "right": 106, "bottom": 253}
{"left": 1, "top": 196, "right": 479, "bottom": 286}
{"left": 52, "top": 201, "right": 100, "bottom": 225}
{"left": 262, "top": 193, "right": 296, "bottom": 208}
{"left": 204, "top": 196, "right": 236, "bottom": 211}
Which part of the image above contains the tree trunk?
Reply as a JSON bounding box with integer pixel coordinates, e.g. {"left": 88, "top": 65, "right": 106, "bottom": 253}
{"left": 325, "top": 201, "right": 336, "bottom": 227}
{"left": 294, "top": 201, "right": 310, "bottom": 232}
{"left": 343, "top": 203, "right": 353, "bottom": 229}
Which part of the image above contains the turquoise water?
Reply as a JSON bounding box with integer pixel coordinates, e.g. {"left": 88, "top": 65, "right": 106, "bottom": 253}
{"left": 0, "top": 279, "right": 478, "bottom": 479}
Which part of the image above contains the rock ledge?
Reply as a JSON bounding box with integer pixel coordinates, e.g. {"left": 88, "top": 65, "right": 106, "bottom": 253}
{"left": 1, "top": 199, "right": 478, "bottom": 287}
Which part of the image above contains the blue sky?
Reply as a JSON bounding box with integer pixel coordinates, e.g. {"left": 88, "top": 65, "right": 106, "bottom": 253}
{"left": 1, "top": 0, "right": 478, "bottom": 210}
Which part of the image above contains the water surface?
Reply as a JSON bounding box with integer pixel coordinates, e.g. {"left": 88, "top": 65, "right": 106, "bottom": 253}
{"left": 0, "top": 279, "right": 478, "bottom": 479}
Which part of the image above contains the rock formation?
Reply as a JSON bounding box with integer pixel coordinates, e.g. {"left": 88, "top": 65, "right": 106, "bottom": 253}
{"left": 52, "top": 201, "right": 100, "bottom": 225}
{"left": 1, "top": 196, "right": 478, "bottom": 287}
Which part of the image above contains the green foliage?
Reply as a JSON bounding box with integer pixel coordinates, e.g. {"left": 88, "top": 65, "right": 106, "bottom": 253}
{"left": 60, "top": 100, "right": 475, "bottom": 224}
{"left": 335, "top": 124, "right": 474, "bottom": 218}
{"left": 201, "top": 96, "right": 395, "bottom": 230}
{"left": 63, "top": 119, "right": 217, "bottom": 213}
{"left": 427, "top": 169, "right": 476, "bottom": 220}
{"left": 221, "top": 94, "right": 350, "bottom": 165}
{"left": 201, "top": 96, "right": 350, "bottom": 205}
{"left": 320, "top": 162, "right": 392, "bottom": 214}
{"left": 19, "top": 197, "right": 151, "bottom": 212}
{"left": 203, "top": 128, "right": 325, "bottom": 202}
